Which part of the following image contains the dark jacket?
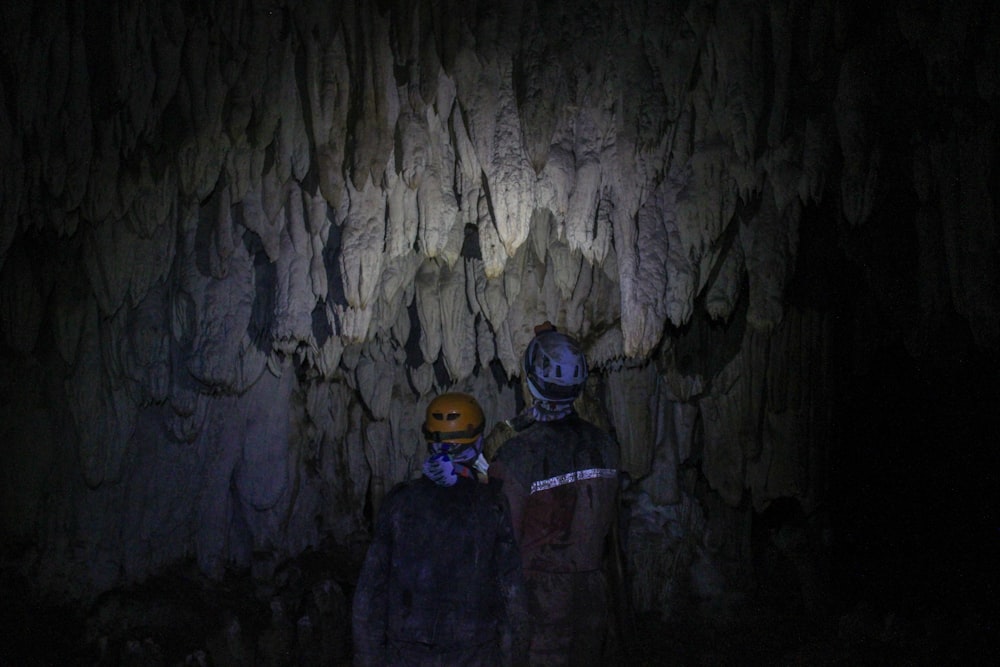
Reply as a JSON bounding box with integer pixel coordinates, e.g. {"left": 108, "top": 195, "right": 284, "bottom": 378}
{"left": 488, "top": 414, "right": 620, "bottom": 666}
{"left": 352, "top": 475, "right": 528, "bottom": 666}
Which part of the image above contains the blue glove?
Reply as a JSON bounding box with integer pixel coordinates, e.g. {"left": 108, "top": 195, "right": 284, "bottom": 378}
{"left": 423, "top": 453, "right": 458, "bottom": 486}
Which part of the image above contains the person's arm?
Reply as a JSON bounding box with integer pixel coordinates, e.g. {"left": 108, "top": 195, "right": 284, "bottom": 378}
{"left": 487, "top": 459, "right": 529, "bottom": 541}
{"left": 351, "top": 503, "right": 393, "bottom": 666}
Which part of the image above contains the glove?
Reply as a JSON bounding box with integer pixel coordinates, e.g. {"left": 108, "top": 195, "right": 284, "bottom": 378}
{"left": 423, "top": 453, "right": 458, "bottom": 486}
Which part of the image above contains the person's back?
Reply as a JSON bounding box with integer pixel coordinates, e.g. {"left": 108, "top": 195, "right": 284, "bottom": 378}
{"left": 488, "top": 324, "right": 621, "bottom": 666}
{"left": 491, "top": 414, "right": 618, "bottom": 666}
{"left": 352, "top": 393, "right": 528, "bottom": 667}
{"left": 491, "top": 415, "right": 618, "bottom": 572}
{"left": 353, "top": 475, "right": 523, "bottom": 665}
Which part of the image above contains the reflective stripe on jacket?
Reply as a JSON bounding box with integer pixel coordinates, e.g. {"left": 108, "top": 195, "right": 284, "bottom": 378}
{"left": 490, "top": 414, "right": 620, "bottom": 574}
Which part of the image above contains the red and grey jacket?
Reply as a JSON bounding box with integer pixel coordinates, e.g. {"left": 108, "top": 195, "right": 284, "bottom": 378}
{"left": 489, "top": 414, "right": 620, "bottom": 573}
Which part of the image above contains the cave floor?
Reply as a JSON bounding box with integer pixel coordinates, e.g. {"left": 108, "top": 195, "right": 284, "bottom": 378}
{"left": 2, "top": 593, "right": 994, "bottom": 666}
{"left": 627, "top": 599, "right": 997, "bottom": 667}
{"left": 2, "top": 545, "right": 997, "bottom": 667}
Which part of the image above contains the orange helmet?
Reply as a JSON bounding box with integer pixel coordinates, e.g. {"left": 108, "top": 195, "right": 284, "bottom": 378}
{"left": 422, "top": 393, "right": 485, "bottom": 444}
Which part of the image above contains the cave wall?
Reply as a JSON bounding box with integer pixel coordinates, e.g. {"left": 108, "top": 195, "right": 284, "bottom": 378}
{"left": 0, "top": 0, "right": 997, "bottom": 615}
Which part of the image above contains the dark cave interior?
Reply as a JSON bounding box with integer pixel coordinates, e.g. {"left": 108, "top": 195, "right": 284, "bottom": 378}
{"left": 2, "top": 0, "right": 1000, "bottom": 665}
{"left": 2, "top": 286, "right": 996, "bottom": 666}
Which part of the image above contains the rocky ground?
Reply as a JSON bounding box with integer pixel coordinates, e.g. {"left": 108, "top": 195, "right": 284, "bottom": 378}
{"left": 2, "top": 554, "right": 995, "bottom": 667}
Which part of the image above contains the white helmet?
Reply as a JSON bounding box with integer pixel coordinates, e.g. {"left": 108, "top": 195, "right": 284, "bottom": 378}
{"left": 523, "top": 328, "right": 588, "bottom": 402}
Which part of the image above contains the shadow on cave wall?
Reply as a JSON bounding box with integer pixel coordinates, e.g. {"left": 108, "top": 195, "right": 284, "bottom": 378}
{"left": 829, "top": 328, "right": 1000, "bottom": 627}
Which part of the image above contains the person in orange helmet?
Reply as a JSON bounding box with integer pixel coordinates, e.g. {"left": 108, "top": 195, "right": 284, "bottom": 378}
{"left": 352, "top": 392, "right": 528, "bottom": 666}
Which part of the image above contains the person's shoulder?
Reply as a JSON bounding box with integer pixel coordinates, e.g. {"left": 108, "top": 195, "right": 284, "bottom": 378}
{"left": 570, "top": 414, "right": 614, "bottom": 437}
{"left": 493, "top": 428, "right": 534, "bottom": 461}
{"left": 381, "top": 476, "right": 427, "bottom": 505}
{"left": 480, "top": 476, "right": 514, "bottom": 512}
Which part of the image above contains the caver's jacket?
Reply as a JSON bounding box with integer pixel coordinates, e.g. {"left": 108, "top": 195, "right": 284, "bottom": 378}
{"left": 352, "top": 474, "right": 528, "bottom": 667}
{"left": 488, "top": 413, "right": 620, "bottom": 667}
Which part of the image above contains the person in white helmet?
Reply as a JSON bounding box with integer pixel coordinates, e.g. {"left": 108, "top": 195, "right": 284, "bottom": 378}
{"left": 352, "top": 392, "right": 528, "bottom": 666}
{"left": 488, "top": 323, "right": 622, "bottom": 666}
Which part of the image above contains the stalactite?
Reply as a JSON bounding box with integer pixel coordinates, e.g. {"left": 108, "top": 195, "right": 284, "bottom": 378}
{"left": 835, "top": 46, "right": 881, "bottom": 227}
{"left": 932, "top": 118, "right": 1000, "bottom": 351}
{"left": 272, "top": 184, "right": 316, "bottom": 350}
{"left": 745, "top": 308, "right": 830, "bottom": 510}
{"left": 466, "top": 257, "right": 505, "bottom": 335}
{"left": 563, "top": 255, "right": 594, "bottom": 335}
{"left": 414, "top": 259, "right": 443, "bottom": 365}
{"left": 476, "top": 189, "right": 509, "bottom": 279}
{"left": 122, "top": 286, "right": 171, "bottom": 405}
{"left": 609, "top": 184, "right": 645, "bottom": 358}
{"left": 545, "top": 235, "right": 583, "bottom": 301}
{"left": 65, "top": 298, "right": 136, "bottom": 488}
{"left": 385, "top": 166, "right": 419, "bottom": 259}
{"left": 332, "top": 303, "right": 374, "bottom": 344}
{"left": 586, "top": 326, "right": 625, "bottom": 370}
{"left": 304, "top": 188, "right": 331, "bottom": 302}
{"left": 605, "top": 363, "right": 657, "bottom": 478}
{"left": 438, "top": 262, "right": 477, "bottom": 381}
{"left": 191, "top": 396, "right": 245, "bottom": 579}
{"left": 475, "top": 316, "right": 497, "bottom": 375}
{"left": 395, "top": 111, "right": 430, "bottom": 189}
{"left": 355, "top": 353, "right": 394, "bottom": 421}
{"left": 59, "top": 9, "right": 93, "bottom": 216}
{"left": 361, "top": 411, "right": 388, "bottom": 518}
{"left": 309, "top": 317, "right": 346, "bottom": 381}
{"left": 175, "top": 22, "right": 230, "bottom": 202}
{"left": 493, "top": 247, "right": 548, "bottom": 377}
{"left": 339, "top": 179, "right": 386, "bottom": 310}
{"left": 49, "top": 271, "right": 89, "bottom": 367}
{"left": 304, "top": 25, "right": 351, "bottom": 210}
{"left": 699, "top": 385, "right": 747, "bottom": 507}
{"left": 344, "top": 1, "right": 399, "bottom": 190}
{"left": 635, "top": 169, "right": 688, "bottom": 337}
{"left": 676, "top": 141, "right": 740, "bottom": 258}
{"left": 766, "top": 0, "right": 794, "bottom": 146}
{"left": 910, "top": 201, "right": 950, "bottom": 357}
{"left": 235, "top": 359, "right": 295, "bottom": 511}
{"left": 116, "top": 1, "right": 158, "bottom": 155}
{"left": 0, "top": 81, "right": 19, "bottom": 271}
{"left": 711, "top": 1, "right": 767, "bottom": 163}
{"left": 129, "top": 156, "right": 177, "bottom": 239}
{"left": 407, "top": 360, "right": 435, "bottom": 397}
{"left": 0, "top": 246, "right": 44, "bottom": 354}
{"left": 645, "top": 392, "right": 695, "bottom": 506}
{"left": 377, "top": 254, "right": 420, "bottom": 339}
{"left": 565, "top": 108, "right": 606, "bottom": 261}
{"left": 704, "top": 238, "right": 744, "bottom": 322}
{"left": 415, "top": 151, "right": 462, "bottom": 265}
{"left": 81, "top": 220, "right": 132, "bottom": 317}
{"left": 740, "top": 182, "right": 800, "bottom": 332}
{"left": 181, "top": 213, "right": 263, "bottom": 392}
{"left": 485, "top": 56, "right": 536, "bottom": 260}
{"left": 535, "top": 143, "right": 573, "bottom": 240}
